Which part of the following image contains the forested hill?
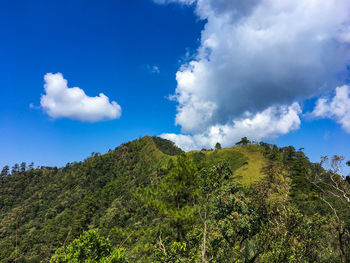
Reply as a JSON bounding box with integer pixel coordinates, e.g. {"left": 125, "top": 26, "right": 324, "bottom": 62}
{"left": 0, "top": 136, "right": 349, "bottom": 262}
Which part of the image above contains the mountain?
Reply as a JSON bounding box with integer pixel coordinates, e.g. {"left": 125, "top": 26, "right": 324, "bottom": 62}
{"left": 0, "top": 136, "right": 349, "bottom": 262}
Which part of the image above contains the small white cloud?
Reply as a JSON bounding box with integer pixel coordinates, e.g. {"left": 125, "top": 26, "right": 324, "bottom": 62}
{"left": 161, "top": 102, "right": 301, "bottom": 151}
{"left": 40, "top": 73, "right": 121, "bottom": 122}
{"left": 311, "top": 85, "right": 350, "bottom": 132}
{"left": 146, "top": 65, "right": 160, "bottom": 74}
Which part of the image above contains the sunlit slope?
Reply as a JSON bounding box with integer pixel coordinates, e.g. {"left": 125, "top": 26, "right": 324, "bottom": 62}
{"left": 187, "top": 144, "right": 267, "bottom": 185}
{"left": 230, "top": 145, "right": 267, "bottom": 185}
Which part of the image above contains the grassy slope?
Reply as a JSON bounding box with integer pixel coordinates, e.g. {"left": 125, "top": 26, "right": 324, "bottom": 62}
{"left": 231, "top": 145, "right": 267, "bottom": 185}
{"left": 188, "top": 144, "right": 267, "bottom": 185}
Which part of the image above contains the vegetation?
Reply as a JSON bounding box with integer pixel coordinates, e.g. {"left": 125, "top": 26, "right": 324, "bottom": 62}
{"left": 0, "top": 136, "right": 349, "bottom": 262}
{"left": 235, "top": 137, "right": 250, "bottom": 146}
{"left": 50, "top": 229, "right": 127, "bottom": 263}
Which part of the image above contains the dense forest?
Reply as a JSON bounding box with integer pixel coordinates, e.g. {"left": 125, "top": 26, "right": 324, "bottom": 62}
{"left": 0, "top": 136, "right": 349, "bottom": 262}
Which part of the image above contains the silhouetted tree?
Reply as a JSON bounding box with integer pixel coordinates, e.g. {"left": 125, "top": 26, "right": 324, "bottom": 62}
{"left": 28, "top": 162, "right": 34, "bottom": 170}
{"left": 20, "top": 162, "right": 26, "bottom": 172}
{"left": 0, "top": 165, "right": 9, "bottom": 177}
{"left": 236, "top": 137, "right": 250, "bottom": 146}
{"left": 11, "top": 163, "right": 19, "bottom": 174}
{"left": 215, "top": 142, "right": 222, "bottom": 150}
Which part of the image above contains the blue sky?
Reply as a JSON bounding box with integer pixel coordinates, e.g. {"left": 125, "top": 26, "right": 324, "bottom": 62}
{"left": 1, "top": 0, "right": 350, "bottom": 170}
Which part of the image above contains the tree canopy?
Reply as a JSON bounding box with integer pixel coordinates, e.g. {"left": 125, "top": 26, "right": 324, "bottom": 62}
{"left": 236, "top": 137, "right": 251, "bottom": 145}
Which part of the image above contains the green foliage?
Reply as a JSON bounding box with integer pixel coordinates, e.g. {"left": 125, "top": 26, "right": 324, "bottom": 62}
{"left": 11, "top": 163, "right": 19, "bottom": 174}
{"left": 153, "top": 241, "right": 195, "bottom": 263}
{"left": 251, "top": 165, "right": 336, "bottom": 262}
{"left": 152, "top": 136, "right": 184, "bottom": 156}
{"left": 50, "top": 229, "right": 128, "bottom": 263}
{"left": 236, "top": 137, "right": 251, "bottom": 146}
{"left": 207, "top": 182, "right": 259, "bottom": 262}
{"left": 214, "top": 142, "right": 221, "bottom": 150}
{"left": 140, "top": 154, "right": 200, "bottom": 242}
{"left": 0, "top": 136, "right": 174, "bottom": 261}
{"left": 0, "top": 136, "right": 348, "bottom": 262}
{"left": 20, "top": 162, "right": 27, "bottom": 173}
{"left": 0, "top": 165, "right": 9, "bottom": 177}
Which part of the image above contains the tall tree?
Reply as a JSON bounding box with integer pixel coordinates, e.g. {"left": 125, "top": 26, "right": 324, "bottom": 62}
{"left": 20, "top": 162, "right": 26, "bottom": 173}
{"left": 307, "top": 155, "right": 350, "bottom": 262}
{"left": 214, "top": 142, "right": 221, "bottom": 150}
{"left": 28, "top": 162, "right": 34, "bottom": 170}
{"left": 141, "top": 154, "right": 200, "bottom": 242}
{"left": 0, "top": 165, "right": 9, "bottom": 177}
{"left": 198, "top": 162, "right": 231, "bottom": 262}
{"left": 236, "top": 137, "right": 250, "bottom": 146}
{"left": 11, "top": 163, "right": 19, "bottom": 174}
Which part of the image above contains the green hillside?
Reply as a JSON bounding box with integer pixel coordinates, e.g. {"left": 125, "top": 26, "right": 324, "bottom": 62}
{"left": 0, "top": 136, "right": 349, "bottom": 262}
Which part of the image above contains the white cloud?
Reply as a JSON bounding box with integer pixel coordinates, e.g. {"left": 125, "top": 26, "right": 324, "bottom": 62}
{"left": 162, "top": 103, "right": 301, "bottom": 151}
{"left": 40, "top": 73, "right": 121, "bottom": 122}
{"left": 174, "top": 0, "right": 350, "bottom": 133}
{"left": 157, "top": 0, "right": 350, "bottom": 150}
{"left": 312, "top": 85, "right": 350, "bottom": 132}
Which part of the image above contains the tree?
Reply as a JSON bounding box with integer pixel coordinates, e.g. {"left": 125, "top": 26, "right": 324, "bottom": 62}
{"left": 50, "top": 229, "right": 128, "bottom": 263}
{"left": 214, "top": 142, "right": 221, "bottom": 150}
{"left": 20, "top": 162, "right": 26, "bottom": 173}
{"left": 209, "top": 183, "right": 259, "bottom": 262}
{"left": 0, "top": 165, "right": 9, "bottom": 177}
{"left": 252, "top": 164, "right": 334, "bottom": 262}
{"left": 139, "top": 153, "right": 200, "bottom": 263}
{"left": 307, "top": 155, "right": 350, "bottom": 262}
{"left": 346, "top": 161, "right": 350, "bottom": 184}
{"left": 198, "top": 162, "right": 231, "bottom": 262}
{"left": 236, "top": 137, "right": 250, "bottom": 146}
{"left": 11, "top": 163, "right": 19, "bottom": 174}
{"left": 142, "top": 154, "right": 200, "bottom": 243}
{"left": 28, "top": 162, "right": 34, "bottom": 170}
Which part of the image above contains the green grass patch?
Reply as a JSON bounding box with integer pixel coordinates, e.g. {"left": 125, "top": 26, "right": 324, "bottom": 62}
{"left": 230, "top": 145, "right": 267, "bottom": 185}
{"left": 188, "top": 145, "right": 267, "bottom": 185}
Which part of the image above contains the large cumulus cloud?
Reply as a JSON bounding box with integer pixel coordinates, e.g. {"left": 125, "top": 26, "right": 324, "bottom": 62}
{"left": 156, "top": 0, "right": 350, "bottom": 149}
{"left": 40, "top": 73, "right": 121, "bottom": 122}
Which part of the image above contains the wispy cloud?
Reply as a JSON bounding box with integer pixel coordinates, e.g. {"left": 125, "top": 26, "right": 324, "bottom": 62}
{"left": 146, "top": 64, "right": 160, "bottom": 74}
